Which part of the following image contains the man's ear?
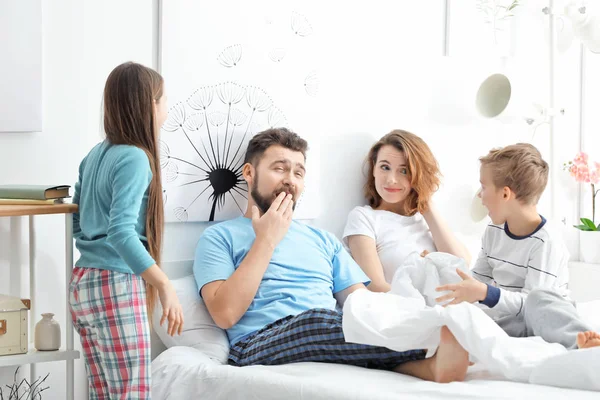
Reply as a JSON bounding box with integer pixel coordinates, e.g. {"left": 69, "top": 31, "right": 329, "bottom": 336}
{"left": 242, "top": 163, "right": 254, "bottom": 186}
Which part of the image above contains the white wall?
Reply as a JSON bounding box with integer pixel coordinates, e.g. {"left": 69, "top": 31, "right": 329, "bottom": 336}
{"left": 0, "top": 1, "right": 154, "bottom": 398}
{"left": 159, "top": 0, "right": 591, "bottom": 262}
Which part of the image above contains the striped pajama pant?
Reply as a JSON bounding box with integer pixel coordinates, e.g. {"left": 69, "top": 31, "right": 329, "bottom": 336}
{"left": 69, "top": 267, "right": 151, "bottom": 399}
{"left": 228, "top": 308, "right": 426, "bottom": 369}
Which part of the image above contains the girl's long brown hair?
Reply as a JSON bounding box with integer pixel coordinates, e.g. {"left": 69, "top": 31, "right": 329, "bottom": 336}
{"left": 103, "top": 62, "right": 164, "bottom": 319}
{"left": 365, "top": 130, "right": 441, "bottom": 215}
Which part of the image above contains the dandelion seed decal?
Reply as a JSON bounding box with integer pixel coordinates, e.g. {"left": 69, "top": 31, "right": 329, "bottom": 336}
{"left": 161, "top": 82, "right": 286, "bottom": 222}
{"left": 216, "top": 81, "right": 245, "bottom": 106}
{"left": 269, "top": 48, "right": 287, "bottom": 62}
{"left": 267, "top": 107, "right": 288, "bottom": 128}
{"left": 217, "top": 44, "right": 243, "bottom": 67}
{"left": 229, "top": 108, "right": 247, "bottom": 127}
{"left": 246, "top": 86, "right": 273, "bottom": 112}
{"left": 291, "top": 12, "right": 313, "bottom": 37}
{"left": 164, "top": 162, "right": 179, "bottom": 183}
{"left": 188, "top": 86, "right": 214, "bottom": 111}
{"left": 162, "top": 102, "right": 186, "bottom": 132}
{"left": 182, "top": 112, "right": 205, "bottom": 134}
{"left": 304, "top": 71, "right": 319, "bottom": 97}
{"left": 160, "top": 141, "right": 172, "bottom": 169}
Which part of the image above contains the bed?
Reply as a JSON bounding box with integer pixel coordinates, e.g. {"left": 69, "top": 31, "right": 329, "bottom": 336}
{"left": 152, "top": 347, "right": 599, "bottom": 400}
{"left": 150, "top": 260, "right": 600, "bottom": 399}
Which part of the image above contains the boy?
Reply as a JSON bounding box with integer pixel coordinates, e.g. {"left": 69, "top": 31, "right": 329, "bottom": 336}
{"left": 436, "top": 143, "right": 600, "bottom": 349}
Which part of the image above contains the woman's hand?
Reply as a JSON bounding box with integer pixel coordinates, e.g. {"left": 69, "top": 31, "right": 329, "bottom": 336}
{"left": 421, "top": 203, "right": 472, "bottom": 265}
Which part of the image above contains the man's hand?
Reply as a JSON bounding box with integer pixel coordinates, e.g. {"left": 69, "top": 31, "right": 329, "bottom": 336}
{"left": 251, "top": 192, "right": 294, "bottom": 249}
{"left": 435, "top": 268, "right": 488, "bottom": 306}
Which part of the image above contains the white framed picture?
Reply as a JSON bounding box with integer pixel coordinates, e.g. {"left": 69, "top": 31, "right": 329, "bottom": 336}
{"left": 0, "top": 0, "right": 42, "bottom": 133}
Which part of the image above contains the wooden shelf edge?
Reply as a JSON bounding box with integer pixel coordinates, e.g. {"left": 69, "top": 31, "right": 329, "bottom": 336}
{"left": 0, "top": 204, "right": 78, "bottom": 217}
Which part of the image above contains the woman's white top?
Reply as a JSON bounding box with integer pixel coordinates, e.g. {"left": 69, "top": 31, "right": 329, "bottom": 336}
{"left": 343, "top": 205, "right": 436, "bottom": 283}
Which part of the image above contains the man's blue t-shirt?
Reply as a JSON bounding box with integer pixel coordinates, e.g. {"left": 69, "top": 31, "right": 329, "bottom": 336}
{"left": 193, "top": 217, "right": 370, "bottom": 346}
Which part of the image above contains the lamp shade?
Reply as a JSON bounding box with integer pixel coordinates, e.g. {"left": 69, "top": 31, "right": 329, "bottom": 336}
{"left": 427, "top": 57, "right": 533, "bottom": 126}
{"left": 475, "top": 73, "right": 512, "bottom": 118}
{"left": 470, "top": 188, "right": 489, "bottom": 223}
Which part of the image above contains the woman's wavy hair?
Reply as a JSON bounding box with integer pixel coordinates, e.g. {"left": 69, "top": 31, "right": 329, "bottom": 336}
{"left": 364, "top": 130, "right": 441, "bottom": 215}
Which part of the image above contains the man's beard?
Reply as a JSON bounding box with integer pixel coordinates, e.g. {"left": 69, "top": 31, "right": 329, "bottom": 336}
{"left": 250, "top": 173, "right": 297, "bottom": 215}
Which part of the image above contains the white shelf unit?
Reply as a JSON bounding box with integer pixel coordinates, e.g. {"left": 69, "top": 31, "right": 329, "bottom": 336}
{"left": 0, "top": 347, "right": 79, "bottom": 367}
{"left": 0, "top": 204, "right": 80, "bottom": 400}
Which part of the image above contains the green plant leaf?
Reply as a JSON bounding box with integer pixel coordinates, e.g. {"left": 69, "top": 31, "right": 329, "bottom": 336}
{"left": 581, "top": 218, "right": 596, "bottom": 229}
{"left": 574, "top": 224, "right": 593, "bottom": 231}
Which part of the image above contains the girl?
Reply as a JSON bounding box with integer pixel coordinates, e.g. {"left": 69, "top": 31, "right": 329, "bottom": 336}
{"left": 343, "top": 130, "right": 471, "bottom": 293}
{"left": 70, "top": 62, "right": 184, "bottom": 399}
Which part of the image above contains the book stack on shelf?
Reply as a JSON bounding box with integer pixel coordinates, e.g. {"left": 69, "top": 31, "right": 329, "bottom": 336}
{"left": 0, "top": 185, "right": 71, "bottom": 205}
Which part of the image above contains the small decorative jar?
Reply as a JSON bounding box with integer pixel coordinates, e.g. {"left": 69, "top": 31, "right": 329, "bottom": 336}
{"left": 34, "top": 313, "right": 61, "bottom": 351}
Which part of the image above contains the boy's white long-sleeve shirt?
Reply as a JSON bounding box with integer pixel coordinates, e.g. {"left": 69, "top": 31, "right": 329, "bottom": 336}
{"left": 472, "top": 217, "right": 570, "bottom": 318}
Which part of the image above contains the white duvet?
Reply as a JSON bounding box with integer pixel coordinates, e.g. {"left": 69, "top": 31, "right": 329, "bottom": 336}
{"left": 342, "top": 252, "right": 600, "bottom": 391}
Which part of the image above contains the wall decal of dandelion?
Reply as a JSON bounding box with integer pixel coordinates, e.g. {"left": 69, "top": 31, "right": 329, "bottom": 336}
{"left": 160, "top": 0, "right": 322, "bottom": 222}
{"left": 160, "top": 82, "right": 291, "bottom": 222}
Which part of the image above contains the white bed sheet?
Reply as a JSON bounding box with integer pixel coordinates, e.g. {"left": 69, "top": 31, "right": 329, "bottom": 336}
{"left": 152, "top": 346, "right": 599, "bottom": 400}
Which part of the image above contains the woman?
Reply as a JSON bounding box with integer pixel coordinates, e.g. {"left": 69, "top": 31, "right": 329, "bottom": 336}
{"left": 343, "top": 130, "right": 471, "bottom": 293}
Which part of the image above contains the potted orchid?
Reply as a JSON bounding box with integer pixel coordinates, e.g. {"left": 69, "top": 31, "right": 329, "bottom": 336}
{"left": 564, "top": 152, "right": 600, "bottom": 263}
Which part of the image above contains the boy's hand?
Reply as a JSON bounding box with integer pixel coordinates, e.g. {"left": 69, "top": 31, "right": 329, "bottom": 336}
{"left": 435, "top": 268, "right": 488, "bottom": 306}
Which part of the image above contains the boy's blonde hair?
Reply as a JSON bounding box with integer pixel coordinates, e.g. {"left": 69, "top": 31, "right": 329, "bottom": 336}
{"left": 479, "top": 143, "right": 549, "bottom": 205}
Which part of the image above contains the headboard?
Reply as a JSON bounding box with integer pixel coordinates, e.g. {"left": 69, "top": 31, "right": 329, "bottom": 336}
{"left": 161, "top": 259, "right": 194, "bottom": 280}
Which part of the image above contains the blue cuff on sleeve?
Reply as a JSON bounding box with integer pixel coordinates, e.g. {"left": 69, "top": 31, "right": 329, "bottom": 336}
{"left": 480, "top": 284, "right": 500, "bottom": 308}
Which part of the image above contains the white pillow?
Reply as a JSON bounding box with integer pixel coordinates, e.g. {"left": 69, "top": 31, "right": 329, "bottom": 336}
{"left": 152, "top": 274, "right": 229, "bottom": 364}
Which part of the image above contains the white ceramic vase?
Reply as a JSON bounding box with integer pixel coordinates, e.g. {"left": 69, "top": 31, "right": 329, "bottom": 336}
{"left": 579, "top": 230, "right": 600, "bottom": 264}
{"left": 34, "top": 313, "right": 61, "bottom": 351}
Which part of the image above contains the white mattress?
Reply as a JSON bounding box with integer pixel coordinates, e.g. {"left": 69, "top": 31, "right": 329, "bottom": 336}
{"left": 152, "top": 346, "right": 599, "bottom": 400}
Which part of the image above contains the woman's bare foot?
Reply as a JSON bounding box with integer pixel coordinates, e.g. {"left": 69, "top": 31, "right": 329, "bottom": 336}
{"left": 576, "top": 331, "right": 600, "bottom": 349}
{"left": 394, "top": 326, "right": 469, "bottom": 383}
